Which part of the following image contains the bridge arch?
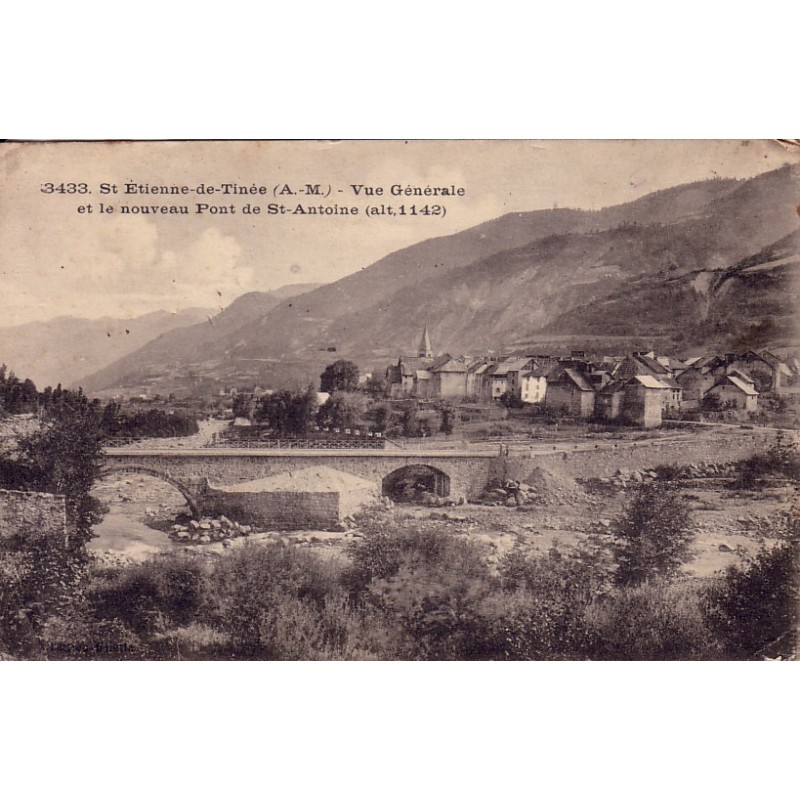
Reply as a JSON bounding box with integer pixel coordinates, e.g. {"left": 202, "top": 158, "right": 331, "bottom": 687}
{"left": 381, "top": 464, "right": 451, "bottom": 502}
{"left": 97, "top": 466, "right": 202, "bottom": 518}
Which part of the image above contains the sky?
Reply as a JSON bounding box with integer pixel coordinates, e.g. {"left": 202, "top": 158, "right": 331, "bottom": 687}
{"left": 1, "top": 139, "right": 795, "bottom": 328}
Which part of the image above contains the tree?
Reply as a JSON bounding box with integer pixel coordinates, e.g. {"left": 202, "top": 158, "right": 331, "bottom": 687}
{"left": 611, "top": 484, "right": 695, "bottom": 586}
{"left": 363, "top": 373, "right": 388, "bottom": 399}
{"left": 400, "top": 403, "right": 418, "bottom": 437}
{"left": 439, "top": 403, "right": 456, "bottom": 435}
{"left": 320, "top": 360, "right": 360, "bottom": 393}
{"left": 499, "top": 390, "right": 523, "bottom": 409}
{"left": 16, "top": 403, "right": 104, "bottom": 553}
{"left": 255, "top": 386, "right": 318, "bottom": 436}
{"left": 699, "top": 393, "right": 723, "bottom": 413}
{"left": 231, "top": 393, "right": 255, "bottom": 421}
{"left": 367, "top": 402, "right": 391, "bottom": 432}
{"left": 317, "top": 391, "right": 368, "bottom": 430}
{"left": 703, "top": 495, "right": 799, "bottom": 658}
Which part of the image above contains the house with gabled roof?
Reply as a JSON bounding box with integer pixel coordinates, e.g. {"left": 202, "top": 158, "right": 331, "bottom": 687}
{"left": 708, "top": 351, "right": 790, "bottom": 394}
{"left": 676, "top": 356, "right": 718, "bottom": 408}
{"left": 616, "top": 353, "right": 682, "bottom": 410}
{"left": 705, "top": 374, "right": 759, "bottom": 412}
{"left": 465, "top": 359, "right": 493, "bottom": 399}
{"left": 485, "top": 358, "right": 524, "bottom": 400}
{"left": 625, "top": 375, "right": 671, "bottom": 426}
{"left": 596, "top": 374, "right": 670, "bottom": 427}
{"left": 545, "top": 367, "right": 596, "bottom": 418}
{"left": 501, "top": 357, "right": 537, "bottom": 399}
{"left": 431, "top": 357, "right": 469, "bottom": 398}
{"left": 519, "top": 363, "right": 549, "bottom": 405}
{"left": 386, "top": 326, "right": 458, "bottom": 399}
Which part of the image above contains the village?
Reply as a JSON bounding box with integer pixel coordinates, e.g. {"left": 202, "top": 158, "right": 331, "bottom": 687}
{"left": 379, "top": 326, "right": 797, "bottom": 429}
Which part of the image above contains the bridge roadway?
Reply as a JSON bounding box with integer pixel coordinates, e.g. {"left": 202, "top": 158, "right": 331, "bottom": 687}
{"left": 101, "top": 447, "right": 505, "bottom": 515}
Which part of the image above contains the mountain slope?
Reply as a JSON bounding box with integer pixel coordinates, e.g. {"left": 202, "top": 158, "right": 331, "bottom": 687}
{"left": 0, "top": 307, "right": 212, "bottom": 389}
{"left": 233, "top": 165, "right": 798, "bottom": 359}
{"left": 537, "top": 229, "right": 800, "bottom": 353}
{"left": 79, "top": 282, "right": 323, "bottom": 393}
{"left": 81, "top": 165, "right": 799, "bottom": 393}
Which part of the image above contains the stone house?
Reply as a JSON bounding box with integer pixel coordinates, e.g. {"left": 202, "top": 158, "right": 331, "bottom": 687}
{"left": 675, "top": 356, "right": 718, "bottom": 408}
{"left": 519, "top": 365, "right": 548, "bottom": 405}
{"left": 596, "top": 375, "right": 670, "bottom": 427}
{"left": 717, "top": 351, "right": 791, "bottom": 394}
{"left": 615, "top": 353, "right": 682, "bottom": 410}
{"left": 499, "top": 358, "right": 537, "bottom": 399}
{"left": 545, "top": 368, "right": 596, "bottom": 417}
{"left": 621, "top": 375, "right": 671, "bottom": 427}
{"left": 594, "top": 380, "right": 625, "bottom": 421}
{"left": 705, "top": 374, "right": 759, "bottom": 411}
{"left": 431, "top": 358, "right": 469, "bottom": 398}
{"left": 465, "top": 360, "right": 493, "bottom": 400}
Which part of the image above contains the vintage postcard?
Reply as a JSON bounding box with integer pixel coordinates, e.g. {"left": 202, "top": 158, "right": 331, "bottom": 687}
{"left": 0, "top": 139, "right": 798, "bottom": 660}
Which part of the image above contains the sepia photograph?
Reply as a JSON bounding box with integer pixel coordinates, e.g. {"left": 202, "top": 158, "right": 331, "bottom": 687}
{"left": 1, "top": 139, "right": 798, "bottom": 662}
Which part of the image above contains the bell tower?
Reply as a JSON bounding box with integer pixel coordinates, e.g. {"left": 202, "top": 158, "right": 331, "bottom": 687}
{"left": 418, "top": 325, "right": 433, "bottom": 358}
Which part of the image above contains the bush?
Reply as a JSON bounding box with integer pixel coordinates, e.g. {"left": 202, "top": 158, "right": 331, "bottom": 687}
{"left": 653, "top": 463, "right": 683, "bottom": 481}
{"left": 87, "top": 554, "right": 209, "bottom": 636}
{"left": 611, "top": 484, "right": 695, "bottom": 586}
{"left": 344, "top": 531, "right": 403, "bottom": 592}
{"left": 733, "top": 434, "right": 800, "bottom": 488}
{"left": 703, "top": 541, "right": 799, "bottom": 659}
{"left": 207, "top": 543, "right": 345, "bottom": 657}
{"left": 0, "top": 533, "right": 86, "bottom": 658}
{"left": 587, "top": 579, "right": 721, "bottom": 660}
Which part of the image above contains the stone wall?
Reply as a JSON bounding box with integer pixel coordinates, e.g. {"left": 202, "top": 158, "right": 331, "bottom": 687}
{"left": 203, "top": 487, "right": 345, "bottom": 529}
{"left": 502, "top": 430, "right": 777, "bottom": 483}
{"left": 0, "top": 489, "right": 68, "bottom": 545}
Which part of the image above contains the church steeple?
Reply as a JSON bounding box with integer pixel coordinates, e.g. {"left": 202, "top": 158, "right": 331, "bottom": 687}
{"left": 418, "top": 324, "right": 433, "bottom": 358}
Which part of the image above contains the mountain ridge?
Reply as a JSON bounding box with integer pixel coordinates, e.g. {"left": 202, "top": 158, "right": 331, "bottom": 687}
{"left": 78, "top": 165, "right": 799, "bottom": 394}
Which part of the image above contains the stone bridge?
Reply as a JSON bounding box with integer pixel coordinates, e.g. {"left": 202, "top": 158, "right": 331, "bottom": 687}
{"left": 101, "top": 447, "right": 505, "bottom": 517}
{"left": 101, "top": 429, "right": 776, "bottom": 519}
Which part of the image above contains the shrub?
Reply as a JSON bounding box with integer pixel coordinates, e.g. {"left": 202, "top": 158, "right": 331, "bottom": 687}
{"left": 611, "top": 484, "right": 695, "bottom": 586}
{"left": 733, "top": 435, "right": 800, "bottom": 488}
{"left": 587, "top": 579, "right": 721, "bottom": 660}
{"left": 207, "top": 543, "right": 344, "bottom": 657}
{"left": 653, "top": 463, "right": 682, "bottom": 481}
{"left": 87, "top": 554, "right": 209, "bottom": 635}
{"left": 703, "top": 541, "right": 799, "bottom": 659}
{"left": 0, "top": 532, "right": 86, "bottom": 658}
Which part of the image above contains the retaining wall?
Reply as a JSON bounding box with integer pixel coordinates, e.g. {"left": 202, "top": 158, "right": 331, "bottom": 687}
{"left": 502, "top": 430, "right": 778, "bottom": 482}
